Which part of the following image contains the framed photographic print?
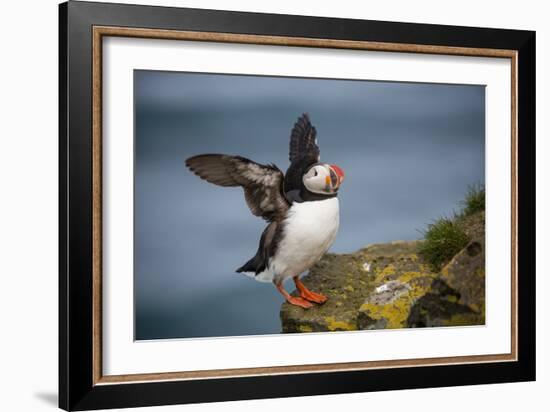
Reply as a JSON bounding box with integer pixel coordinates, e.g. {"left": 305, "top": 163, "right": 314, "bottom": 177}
{"left": 59, "top": 1, "right": 536, "bottom": 410}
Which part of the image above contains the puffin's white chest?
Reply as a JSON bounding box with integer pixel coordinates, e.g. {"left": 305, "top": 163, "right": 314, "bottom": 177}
{"left": 268, "top": 197, "right": 339, "bottom": 282}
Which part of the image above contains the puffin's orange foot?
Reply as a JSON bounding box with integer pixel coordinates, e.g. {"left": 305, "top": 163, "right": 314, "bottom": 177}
{"left": 299, "top": 289, "right": 328, "bottom": 304}
{"left": 293, "top": 277, "right": 328, "bottom": 304}
{"left": 286, "top": 296, "right": 314, "bottom": 309}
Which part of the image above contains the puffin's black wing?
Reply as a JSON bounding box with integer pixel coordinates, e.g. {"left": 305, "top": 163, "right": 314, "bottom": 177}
{"left": 289, "top": 113, "right": 320, "bottom": 164}
{"left": 284, "top": 113, "right": 321, "bottom": 193}
{"left": 236, "top": 221, "right": 281, "bottom": 274}
{"left": 186, "top": 154, "right": 289, "bottom": 222}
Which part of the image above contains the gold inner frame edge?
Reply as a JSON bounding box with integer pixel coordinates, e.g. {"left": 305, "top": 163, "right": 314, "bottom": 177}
{"left": 91, "top": 26, "right": 518, "bottom": 385}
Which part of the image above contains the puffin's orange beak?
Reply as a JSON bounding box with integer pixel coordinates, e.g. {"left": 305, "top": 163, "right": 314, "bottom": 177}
{"left": 330, "top": 164, "right": 345, "bottom": 187}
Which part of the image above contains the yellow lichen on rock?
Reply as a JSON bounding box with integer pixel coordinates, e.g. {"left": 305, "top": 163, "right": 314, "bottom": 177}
{"left": 374, "top": 264, "right": 396, "bottom": 283}
{"left": 359, "top": 271, "right": 435, "bottom": 329}
{"left": 298, "top": 324, "right": 314, "bottom": 333}
{"left": 324, "top": 316, "right": 357, "bottom": 331}
{"left": 397, "top": 271, "right": 431, "bottom": 284}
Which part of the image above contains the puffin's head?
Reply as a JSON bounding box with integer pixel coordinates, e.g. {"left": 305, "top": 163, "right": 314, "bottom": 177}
{"left": 302, "top": 163, "right": 345, "bottom": 195}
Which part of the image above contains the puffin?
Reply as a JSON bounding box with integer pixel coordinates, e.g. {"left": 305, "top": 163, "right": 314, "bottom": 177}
{"left": 185, "top": 114, "right": 345, "bottom": 309}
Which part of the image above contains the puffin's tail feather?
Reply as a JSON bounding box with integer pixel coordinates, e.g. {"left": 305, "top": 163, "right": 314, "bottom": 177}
{"left": 236, "top": 258, "right": 274, "bottom": 283}
{"left": 235, "top": 261, "right": 250, "bottom": 273}
{"left": 236, "top": 256, "right": 265, "bottom": 274}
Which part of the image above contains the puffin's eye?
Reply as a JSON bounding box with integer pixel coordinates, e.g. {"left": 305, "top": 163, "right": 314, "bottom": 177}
{"left": 314, "top": 169, "right": 318, "bottom": 177}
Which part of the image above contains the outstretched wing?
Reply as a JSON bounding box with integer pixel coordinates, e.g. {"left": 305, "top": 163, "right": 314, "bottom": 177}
{"left": 284, "top": 113, "right": 321, "bottom": 193}
{"left": 289, "top": 113, "right": 320, "bottom": 164}
{"left": 186, "top": 154, "right": 289, "bottom": 222}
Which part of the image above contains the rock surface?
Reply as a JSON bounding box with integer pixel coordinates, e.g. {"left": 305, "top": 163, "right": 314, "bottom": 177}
{"left": 280, "top": 218, "right": 485, "bottom": 333}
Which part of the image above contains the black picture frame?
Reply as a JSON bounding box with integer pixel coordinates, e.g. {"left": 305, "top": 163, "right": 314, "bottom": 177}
{"left": 59, "top": 1, "right": 536, "bottom": 410}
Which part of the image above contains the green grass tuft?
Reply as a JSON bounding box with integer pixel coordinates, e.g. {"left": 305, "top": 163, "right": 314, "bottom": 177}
{"left": 461, "top": 184, "right": 485, "bottom": 217}
{"left": 418, "top": 184, "right": 486, "bottom": 271}
{"left": 418, "top": 218, "right": 469, "bottom": 271}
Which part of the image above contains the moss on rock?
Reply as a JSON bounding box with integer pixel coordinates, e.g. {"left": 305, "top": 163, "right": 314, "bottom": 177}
{"left": 281, "top": 240, "right": 435, "bottom": 332}
{"left": 280, "top": 212, "right": 485, "bottom": 333}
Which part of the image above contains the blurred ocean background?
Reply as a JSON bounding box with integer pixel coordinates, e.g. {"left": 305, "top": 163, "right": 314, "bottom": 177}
{"left": 134, "top": 70, "right": 485, "bottom": 340}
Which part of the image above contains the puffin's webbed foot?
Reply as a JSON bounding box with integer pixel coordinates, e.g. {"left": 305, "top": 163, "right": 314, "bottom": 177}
{"left": 286, "top": 296, "right": 314, "bottom": 309}
{"left": 294, "top": 277, "right": 328, "bottom": 304}
{"left": 275, "top": 281, "right": 314, "bottom": 309}
{"left": 299, "top": 289, "right": 328, "bottom": 304}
